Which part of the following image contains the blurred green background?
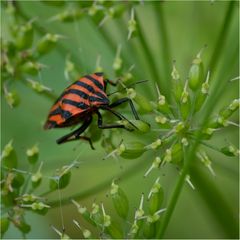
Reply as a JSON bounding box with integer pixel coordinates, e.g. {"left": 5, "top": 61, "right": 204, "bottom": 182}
{"left": 1, "top": 1, "right": 239, "bottom": 239}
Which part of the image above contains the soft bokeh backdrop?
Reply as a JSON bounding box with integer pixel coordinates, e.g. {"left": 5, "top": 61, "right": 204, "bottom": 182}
{"left": 1, "top": 1, "right": 239, "bottom": 239}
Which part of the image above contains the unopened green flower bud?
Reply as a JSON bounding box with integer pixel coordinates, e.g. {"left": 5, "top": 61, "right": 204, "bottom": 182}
{"left": 27, "top": 79, "right": 52, "bottom": 93}
{"left": 171, "top": 143, "right": 183, "bottom": 163}
{"left": 37, "top": 34, "right": 61, "bottom": 55}
{"left": 21, "top": 194, "right": 38, "bottom": 202}
{"left": 148, "top": 178, "right": 164, "bottom": 215}
{"left": 21, "top": 61, "right": 42, "bottom": 75}
{"left": 221, "top": 145, "right": 239, "bottom": 157}
{"left": 113, "top": 57, "right": 122, "bottom": 71}
{"left": 128, "top": 8, "right": 137, "bottom": 40}
{"left": 174, "top": 121, "right": 185, "bottom": 133}
{"left": 113, "top": 45, "right": 122, "bottom": 73}
{"left": 26, "top": 144, "right": 39, "bottom": 164}
{"left": 49, "top": 165, "right": 71, "bottom": 190}
{"left": 143, "top": 220, "right": 155, "bottom": 239}
{"left": 82, "top": 229, "right": 92, "bottom": 239}
{"left": 135, "top": 193, "right": 145, "bottom": 220}
{"left": 0, "top": 218, "right": 10, "bottom": 237}
{"left": 171, "top": 63, "right": 183, "bottom": 103}
{"left": 1, "top": 140, "right": 13, "bottom": 159}
{"left": 181, "top": 138, "right": 189, "bottom": 146}
{"left": 51, "top": 9, "right": 82, "bottom": 22}
{"left": 88, "top": 3, "right": 100, "bottom": 16}
{"left": 127, "top": 88, "right": 137, "bottom": 99}
{"left": 144, "top": 157, "right": 161, "bottom": 177}
{"left": 129, "top": 221, "right": 139, "bottom": 237}
{"left": 208, "top": 115, "right": 228, "bottom": 128}
{"left": 157, "top": 95, "right": 171, "bottom": 114}
{"left": 122, "top": 71, "right": 134, "bottom": 84}
{"left": 91, "top": 203, "right": 103, "bottom": 225}
{"left": 4, "top": 91, "right": 20, "bottom": 108}
{"left": 101, "top": 204, "right": 111, "bottom": 227}
{"left": 201, "top": 81, "right": 209, "bottom": 94}
{"left": 1, "top": 140, "right": 17, "bottom": 168}
{"left": 110, "top": 181, "right": 129, "bottom": 219}
{"left": 106, "top": 222, "right": 124, "bottom": 239}
{"left": 181, "top": 89, "right": 189, "bottom": 104}
{"left": 180, "top": 82, "right": 191, "bottom": 120}
{"left": 119, "top": 120, "right": 150, "bottom": 133}
{"left": 31, "top": 202, "right": 50, "bottom": 210}
{"left": 5, "top": 63, "right": 14, "bottom": 75}
{"left": 195, "top": 71, "right": 210, "bottom": 112}
{"left": 118, "top": 142, "right": 146, "bottom": 159}
{"left": 197, "top": 151, "right": 215, "bottom": 176}
{"left": 12, "top": 173, "right": 25, "bottom": 188}
{"left": 155, "top": 116, "right": 167, "bottom": 124}
{"left": 31, "top": 171, "right": 42, "bottom": 187}
{"left": 201, "top": 127, "right": 215, "bottom": 140}
{"left": 72, "top": 200, "right": 94, "bottom": 225}
{"left": 145, "top": 139, "right": 161, "bottom": 150}
{"left": 219, "top": 99, "right": 240, "bottom": 119}
{"left": 15, "top": 22, "right": 34, "bottom": 50}
{"left": 188, "top": 50, "right": 204, "bottom": 91}
{"left": 229, "top": 99, "right": 240, "bottom": 111}
{"left": 163, "top": 148, "right": 172, "bottom": 163}
{"left": 17, "top": 221, "right": 31, "bottom": 234}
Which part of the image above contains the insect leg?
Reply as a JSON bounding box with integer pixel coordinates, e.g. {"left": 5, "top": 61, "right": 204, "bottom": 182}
{"left": 96, "top": 110, "right": 129, "bottom": 130}
{"left": 103, "top": 78, "right": 118, "bottom": 91}
{"left": 57, "top": 116, "right": 94, "bottom": 149}
{"left": 109, "top": 97, "right": 140, "bottom": 120}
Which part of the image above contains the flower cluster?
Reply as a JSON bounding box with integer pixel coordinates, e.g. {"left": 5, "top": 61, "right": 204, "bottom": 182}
{"left": 0, "top": 140, "right": 79, "bottom": 237}
{"left": 68, "top": 180, "right": 165, "bottom": 239}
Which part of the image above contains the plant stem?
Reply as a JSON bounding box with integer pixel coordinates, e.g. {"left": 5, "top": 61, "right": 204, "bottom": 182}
{"left": 154, "top": 2, "right": 172, "bottom": 99}
{"left": 135, "top": 12, "right": 163, "bottom": 93}
{"left": 209, "top": 1, "right": 235, "bottom": 72}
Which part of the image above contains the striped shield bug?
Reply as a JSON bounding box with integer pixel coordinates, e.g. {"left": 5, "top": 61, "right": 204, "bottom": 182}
{"left": 44, "top": 72, "right": 140, "bottom": 149}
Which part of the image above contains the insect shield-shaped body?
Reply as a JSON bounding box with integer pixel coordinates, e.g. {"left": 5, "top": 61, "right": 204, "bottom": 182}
{"left": 44, "top": 73, "right": 140, "bottom": 149}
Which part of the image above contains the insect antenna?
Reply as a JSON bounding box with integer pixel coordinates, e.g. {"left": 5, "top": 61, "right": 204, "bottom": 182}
{"left": 107, "top": 80, "right": 148, "bottom": 96}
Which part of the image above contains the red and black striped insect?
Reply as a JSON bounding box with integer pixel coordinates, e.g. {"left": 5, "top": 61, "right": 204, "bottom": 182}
{"left": 44, "top": 72, "right": 140, "bottom": 149}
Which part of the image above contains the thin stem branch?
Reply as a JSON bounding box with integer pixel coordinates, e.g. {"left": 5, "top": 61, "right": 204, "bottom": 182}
{"left": 188, "top": 135, "right": 222, "bottom": 153}
{"left": 135, "top": 12, "right": 163, "bottom": 93}
{"left": 48, "top": 157, "right": 150, "bottom": 208}
{"left": 155, "top": 2, "right": 172, "bottom": 99}
{"left": 209, "top": 1, "right": 235, "bottom": 72}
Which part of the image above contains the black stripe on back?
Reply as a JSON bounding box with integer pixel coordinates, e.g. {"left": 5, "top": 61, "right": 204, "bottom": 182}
{"left": 62, "top": 99, "right": 89, "bottom": 110}
{"left": 66, "top": 89, "right": 89, "bottom": 99}
{"left": 85, "top": 75, "right": 104, "bottom": 91}
{"left": 49, "top": 107, "right": 72, "bottom": 119}
{"left": 74, "top": 81, "right": 95, "bottom": 93}
{"left": 49, "top": 107, "right": 61, "bottom": 116}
